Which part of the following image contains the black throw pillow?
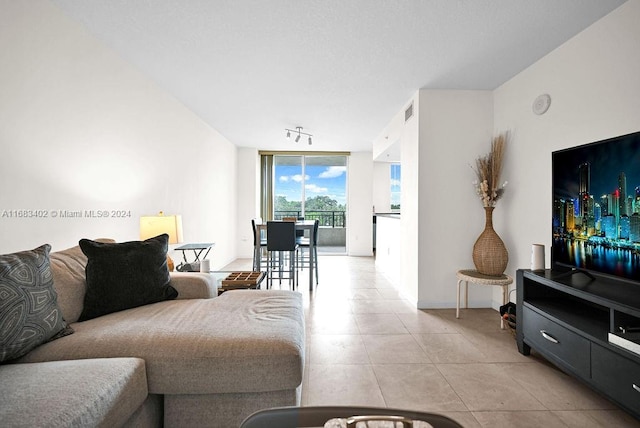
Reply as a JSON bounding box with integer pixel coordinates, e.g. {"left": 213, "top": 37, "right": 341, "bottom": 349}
{"left": 78, "top": 234, "right": 177, "bottom": 321}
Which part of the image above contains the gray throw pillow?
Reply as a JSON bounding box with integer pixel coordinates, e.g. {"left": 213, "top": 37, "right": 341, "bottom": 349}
{"left": 78, "top": 234, "right": 178, "bottom": 321}
{"left": 0, "top": 244, "right": 73, "bottom": 362}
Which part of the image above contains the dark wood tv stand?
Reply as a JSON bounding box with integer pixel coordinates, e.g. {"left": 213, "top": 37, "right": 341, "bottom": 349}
{"left": 517, "top": 269, "right": 640, "bottom": 418}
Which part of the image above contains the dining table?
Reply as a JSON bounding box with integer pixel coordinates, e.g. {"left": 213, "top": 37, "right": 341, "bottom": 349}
{"left": 257, "top": 220, "right": 317, "bottom": 290}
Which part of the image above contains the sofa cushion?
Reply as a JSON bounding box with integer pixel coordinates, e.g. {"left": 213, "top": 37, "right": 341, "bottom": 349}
{"left": 78, "top": 234, "right": 178, "bottom": 321}
{"left": 0, "top": 244, "right": 72, "bottom": 362}
{"left": 18, "top": 290, "right": 305, "bottom": 395}
{"left": 0, "top": 358, "right": 148, "bottom": 427}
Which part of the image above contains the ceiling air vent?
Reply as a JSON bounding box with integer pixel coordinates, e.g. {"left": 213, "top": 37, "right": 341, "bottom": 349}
{"left": 404, "top": 102, "right": 414, "bottom": 122}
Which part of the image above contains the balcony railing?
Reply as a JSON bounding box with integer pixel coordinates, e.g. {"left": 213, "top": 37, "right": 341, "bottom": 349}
{"left": 274, "top": 210, "right": 345, "bottom": 228}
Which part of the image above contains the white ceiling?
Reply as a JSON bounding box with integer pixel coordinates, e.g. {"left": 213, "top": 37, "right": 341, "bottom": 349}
{"left": 51, "top": 0, "right": 626, "bottom": 154}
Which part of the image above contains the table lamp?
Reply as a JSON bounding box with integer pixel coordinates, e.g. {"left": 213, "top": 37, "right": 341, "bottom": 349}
{"left": 140, "top": 211, "right": 183, "bottom": 271}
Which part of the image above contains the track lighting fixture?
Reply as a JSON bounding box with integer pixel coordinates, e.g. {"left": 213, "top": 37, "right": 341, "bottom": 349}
{"left": 285, "top": 126, "right": 313, "bottom": 145}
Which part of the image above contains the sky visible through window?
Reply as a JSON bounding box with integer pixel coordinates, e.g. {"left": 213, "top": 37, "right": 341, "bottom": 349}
{"left": 391, "top": 163, "right": 401, "bottom": 209}
{"left": 275, "top": 164, "right": 347, "bottom": 206}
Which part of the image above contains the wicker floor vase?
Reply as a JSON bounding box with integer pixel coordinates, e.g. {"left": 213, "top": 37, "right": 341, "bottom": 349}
{"left": 472, "top": 206, "right": 508, "bottom": 276}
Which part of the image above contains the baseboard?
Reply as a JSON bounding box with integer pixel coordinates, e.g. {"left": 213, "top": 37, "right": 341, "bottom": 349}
{"left": 417, "top": 299, "right": 496, "bottom": 310}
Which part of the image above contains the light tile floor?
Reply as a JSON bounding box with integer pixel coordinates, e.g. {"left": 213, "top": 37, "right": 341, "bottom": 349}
{"left": 222, "top": 255, "right": 640, "bottom": 428}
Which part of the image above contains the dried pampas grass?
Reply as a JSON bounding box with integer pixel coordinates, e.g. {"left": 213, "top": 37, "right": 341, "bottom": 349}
{"left": 473, "top": 133, "right": 508, "bottom": 207}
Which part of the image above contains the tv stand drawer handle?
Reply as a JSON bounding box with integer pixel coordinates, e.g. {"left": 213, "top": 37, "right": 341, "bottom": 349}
{"left": 540, "top": 330, "right": 559, "bottom": 344}
{"left": 634, "top": 384, "right": 640, "bottom": 393}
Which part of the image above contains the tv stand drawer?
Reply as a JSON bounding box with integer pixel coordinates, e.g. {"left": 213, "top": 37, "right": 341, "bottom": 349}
{"left": 592, "top": 343, "right": 640, "bottom": 413}
{"left": 523, "top": 305, "right": 590, "bottom": 378}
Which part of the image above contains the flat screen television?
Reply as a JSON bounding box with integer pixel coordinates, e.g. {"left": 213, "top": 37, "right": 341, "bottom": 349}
{"left": 552, "top": 130, "right": 640, "bottom": 282}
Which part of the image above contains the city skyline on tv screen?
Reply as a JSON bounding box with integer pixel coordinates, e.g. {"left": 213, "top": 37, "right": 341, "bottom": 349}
{"left": 552, "top": 131, "right": 640, "bottom": 281}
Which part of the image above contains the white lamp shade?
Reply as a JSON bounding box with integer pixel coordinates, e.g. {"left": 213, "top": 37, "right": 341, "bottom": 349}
{"left": 140, "top": 214, "right": 183, "bottom": 244}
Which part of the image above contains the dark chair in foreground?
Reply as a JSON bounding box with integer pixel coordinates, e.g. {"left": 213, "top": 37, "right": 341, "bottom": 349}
{"left": 240, "top": 406, "right": 463, "bottom": 428}
{"left": 266, "top": 221, "right": 298, "bottom": 290}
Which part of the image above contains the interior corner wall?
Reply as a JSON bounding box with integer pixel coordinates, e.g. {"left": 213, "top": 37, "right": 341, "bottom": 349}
{"left": 236, "top": 147, "right": 261, "bottom": 259}
{"left": 416, "top": 89, "right": 494, "bottom": 309}
{"left": 493, "top": 0, "right": 640, "bottom": 300}
{"left": 399, "top": 93, "right": 420, "bottom": 304}
{"left": 0, "top": 0, "right": 238, "bottom": 269}
{"left": 372, "top": 162, "right": 392, "bottom": 213}
{"left": 347, "top": 152, "right": 374, "bottom": 256}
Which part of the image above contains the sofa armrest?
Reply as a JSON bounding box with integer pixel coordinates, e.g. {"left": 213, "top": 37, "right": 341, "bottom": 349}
{"left": 169, "top": 272, "right": 217, "bottom": 299}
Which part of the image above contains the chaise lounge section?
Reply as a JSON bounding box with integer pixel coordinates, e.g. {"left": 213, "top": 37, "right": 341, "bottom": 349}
{"left": 1, "top": 239, "right": 305, "bottom": 427}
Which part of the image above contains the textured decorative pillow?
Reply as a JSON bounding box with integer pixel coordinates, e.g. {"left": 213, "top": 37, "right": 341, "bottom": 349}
{"left": 0, "top": 244, "right": 73, "bottom": 363}
{"left": 49, "top": 239, "right": 116, "bottom": 324}
{"left": 78, "top": 234, "right": 177, "bottom": 321}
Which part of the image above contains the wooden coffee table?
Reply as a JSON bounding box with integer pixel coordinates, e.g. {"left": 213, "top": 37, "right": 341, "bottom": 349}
{"left": 219, "top": 271, "right": 266, "bottom": 294}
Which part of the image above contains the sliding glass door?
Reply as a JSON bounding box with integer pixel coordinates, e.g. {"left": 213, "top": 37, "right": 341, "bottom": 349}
{"left": 274, "top": 155, "right": 304, "bottom": 218}
{"left": 265, "top": 154, "right": 348, "bottom": 254}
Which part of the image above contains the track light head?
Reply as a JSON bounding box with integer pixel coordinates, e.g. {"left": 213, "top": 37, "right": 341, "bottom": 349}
{"left": 284, "top": 126, "right": 313, "bottom": 145}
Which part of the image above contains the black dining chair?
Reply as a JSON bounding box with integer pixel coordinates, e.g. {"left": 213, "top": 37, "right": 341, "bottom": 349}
{"left": 296, "top": 219, "right": 319, "bottom": 284}
{"left": 266, "top": 221, "right": 298, "bottom": 290}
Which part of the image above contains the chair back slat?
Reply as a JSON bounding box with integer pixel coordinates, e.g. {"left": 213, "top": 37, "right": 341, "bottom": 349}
{"left": 313, "top": 219, "right": 319, "bottom": 245}
{"left": 251, "top": 218, "right": 265, "bottom": 245}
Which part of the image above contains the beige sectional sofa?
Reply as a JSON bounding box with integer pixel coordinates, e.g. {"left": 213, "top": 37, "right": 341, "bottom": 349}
{"left": 1, "top": 357, "right": 156, "bottom": 427}
{"left": 1, "top": 242, "right": 305, "bottom": 427}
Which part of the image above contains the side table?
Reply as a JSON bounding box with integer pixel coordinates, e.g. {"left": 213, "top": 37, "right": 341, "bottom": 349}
{"left": 456, "top": 269, "right": 513, "bottom": 329}
{"left": 175, "top": 243, "right": 215, "bottom": 264}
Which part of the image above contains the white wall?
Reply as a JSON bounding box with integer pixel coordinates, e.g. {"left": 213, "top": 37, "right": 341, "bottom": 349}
{"left": 371, "top": 92, "right": 421, "bottom": 303}
{"left": 379, "top": 90, "right": 494, "bottom": 307}
{"left": 399, "top": 93, "right": 420, "bottom": 304}
{"left": 372, "top": 162, "right": 391, "bottom": 213}
{"left": 236, "top": 147, "right": 261, "bottom": 259}
{"left": 493, "top": 0, "right": 640, "bottom": 291}
{"left": 416, "top": 90, "right": 494, "bottom": 308}
{"left": 0, "top": 0, "right": 238, "bottom": 269}
{"left": 375, "top": 215, "right": 401, "bottom": 281}
{"left": 347, "top": 152, "right": 374, "bottom": 256}
{"left": 373, "top": 109, "right": 403, "bottom": 161}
